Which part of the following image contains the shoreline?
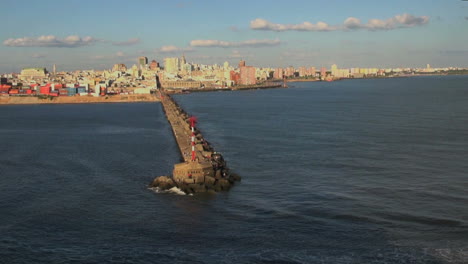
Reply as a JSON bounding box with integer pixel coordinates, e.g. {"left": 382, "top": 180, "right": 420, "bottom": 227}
{"left": 0, "top": 94, "right": 160, "bottom": 106}
{"left": 2, "top": 74, "right": 466, "bottom": 105}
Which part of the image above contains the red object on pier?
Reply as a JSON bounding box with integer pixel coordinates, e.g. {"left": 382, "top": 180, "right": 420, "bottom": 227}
{"left": 189, "top": 116, "right": 198, "bottom": 162}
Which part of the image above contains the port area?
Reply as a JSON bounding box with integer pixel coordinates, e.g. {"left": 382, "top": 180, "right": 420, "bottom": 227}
{"left": 150, "top": 91, "right": 240, "bottom": 194}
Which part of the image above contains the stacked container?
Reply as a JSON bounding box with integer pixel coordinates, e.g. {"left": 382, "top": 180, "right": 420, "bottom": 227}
{"left": 40, "top": 85, "right": 51, "bottom": 95}
{"left": 67, "top": 87, "right": 77, "bottom": 96}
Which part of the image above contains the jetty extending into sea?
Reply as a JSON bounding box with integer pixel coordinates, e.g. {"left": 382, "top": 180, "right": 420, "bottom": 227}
{"left": 150, "top": 91, "right": 240, "bottom": 194}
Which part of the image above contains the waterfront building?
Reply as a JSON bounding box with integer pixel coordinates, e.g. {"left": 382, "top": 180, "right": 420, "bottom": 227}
{"left": 298, "top": 66, "right": 307, "bottom": 77}
{"left": 19, "top": 68, "right": 47, "bottom": 80}
{"left": 308, "top": 67, "right": 316, "bottom": 76}
{"left": 239, "top": 66, "right": 256, "bottom": 85}
{"left": 274, "top": 68, "right": 284, "bottom": 79}
{"left": 331, "top": 64, "right": 338, "bottom": 77}
{"left": 320, "top": 67, "right": 327, "bottom": 77}
{"left": 161, "top": 80, "right": 202, "bottom": 89}
{"left": 230, "top": 70, "right": 240, "bottom": 84}
{"left": 284, "top": 67, "right": 295, "bottom": 77}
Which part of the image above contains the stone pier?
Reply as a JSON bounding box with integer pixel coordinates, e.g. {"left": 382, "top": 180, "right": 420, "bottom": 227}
{"left": 150, "top": 92, "right": 240, "bottom": 194}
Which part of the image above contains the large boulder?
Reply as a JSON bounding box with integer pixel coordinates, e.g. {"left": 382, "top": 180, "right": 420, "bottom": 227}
{"left": 151, "top": 176, "right": 175, "bottom": 190}
{"left": 188, "top": 183, "right": 207, "bottom": 193}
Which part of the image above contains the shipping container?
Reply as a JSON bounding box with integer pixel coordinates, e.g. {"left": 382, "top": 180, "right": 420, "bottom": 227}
{"left": 67, "top": 87, "right": 77, "bottom": 95}
{"left": 0, "top": 88, "right": 10, "bottom": 94}
{"left": 8, "top": 89, "right": 19, "bottom": 94}
{"left": 40, "top": 86, "right": 51, "bottom": 94}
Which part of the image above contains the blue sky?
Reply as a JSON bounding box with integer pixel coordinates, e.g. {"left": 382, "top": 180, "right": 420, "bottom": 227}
{"left": 1, "top": 0, "right": 467, "bottom": 72}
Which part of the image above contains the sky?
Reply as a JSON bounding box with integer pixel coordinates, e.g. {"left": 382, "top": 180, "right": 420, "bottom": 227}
{"left": 1, "top": 0, "right": 467, "bottom": 72}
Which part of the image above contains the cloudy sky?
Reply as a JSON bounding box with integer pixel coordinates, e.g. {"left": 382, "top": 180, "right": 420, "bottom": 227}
{"left": 1, "top": 0, "right": 467, "bottom": 72}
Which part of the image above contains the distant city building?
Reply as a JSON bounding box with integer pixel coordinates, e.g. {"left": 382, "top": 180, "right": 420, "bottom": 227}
{"left": 331, "top": 64, "right": 338, "bottom": 77}
{"left": 320, "top": 67, "right": 327, "bottom": 77}
{"left": 138, "top": 57, "right": 148, "bottom": 70}
{"left": 180, "top": 55, "right": 186, "bottom": 66}
{"left": 274, "top": 68, "right": 284, "bottom": 79}
{"left": 298, "top": 66, "right": 307, "bottom": 77}
{"left": 284, "top": 67, "right": 295, "bottom": 77}
{"left": 19, "top": 68, "right": 47, "bottom": 80}
{"left": 161, "top": 80, "right": 201, "bottom": 89}
{"left": 238, "top": 60, "right": 246, "bottom": 68}
{"left": 112, "top": 64, "right": 127, "bottom": 72}
{"left": 308, "top": 67, "right": 316, "bottom": 76}
{"left": 239, "top": 66, "right": 256, "bottom": 85}
{"left": 230, "top": 70, "right": 240, "bottom": 84}
{"left": 164, "top": 57, "right": 180, "bottom": 74}
{"left": 150, "top": 60, "right": 159, "bottom": 70}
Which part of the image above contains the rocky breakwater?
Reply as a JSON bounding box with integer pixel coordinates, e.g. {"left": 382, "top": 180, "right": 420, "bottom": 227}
{"left": 150, "top": 93, "right": 241, "bottom": 194}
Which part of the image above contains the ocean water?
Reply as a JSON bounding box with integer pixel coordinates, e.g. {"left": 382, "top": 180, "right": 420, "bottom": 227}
{"left": 1, "top": 76, "right": 467, "bottom": 263}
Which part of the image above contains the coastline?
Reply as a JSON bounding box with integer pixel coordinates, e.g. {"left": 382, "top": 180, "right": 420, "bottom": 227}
{"left": 2, "top": 74, "right": 466, "bottom": 105}
{"left": 0, "top": 94, "right": 160, "bottom": 105}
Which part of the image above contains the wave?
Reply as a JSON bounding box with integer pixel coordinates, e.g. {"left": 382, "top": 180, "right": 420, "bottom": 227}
{"left": 148, "top": 186, "right": 188, "bottom": 196}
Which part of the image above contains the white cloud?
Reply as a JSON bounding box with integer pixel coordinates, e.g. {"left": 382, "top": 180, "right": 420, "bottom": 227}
{"left": 158, "top": 45, "right": 194, "bottom": 53}
{"left": 251, "top": 13, "right": 429, "bottom": 32}
{"left": 3, "top": 35, "right": 98, "bottom": 47}
{"left": 250, "top": 18, "right": 335, "bottom": 31}
{"left": 112, "top": 38, "right": 141, "bottom": 46}
{"left": 190, "top": 39, "right": 281, "bottom": 48}
{"left": 116, "top": 51, "right": 125, "bottom": 57}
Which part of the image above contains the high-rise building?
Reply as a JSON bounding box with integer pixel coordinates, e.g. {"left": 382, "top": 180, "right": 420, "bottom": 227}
{"left": 138, "top": 56, "right": 148, "bottom": 69}
{"left": 180, "top": 55, "right": 186, "bottom": 66}
{"left": 164, "top": 57, "right": 180, "bottom": 74}
{"left": 308, "top": 67, "right": 316, "bottom": 76}
{"left": 112, "top": 64, "right": 127, "bottom": 72}
{"left": 284, "top": 66, "right": 295, "bottom": 77}
{"left": 331, "top": 64, "right": 338, "bottom": 77}
{"left": 298, "top": 66, "right": 307, "bottom": 77}
{"left": 320, "top": 67, "right": 327, "bottom": 77}
{"left": 150, "top": 60, "right": 160, "bottom": 70}
{"left": 239, "top": 66, "right": 256, "bottom": 85}
{"left": 274, "top": 68, "right": 284, "bottom": 79}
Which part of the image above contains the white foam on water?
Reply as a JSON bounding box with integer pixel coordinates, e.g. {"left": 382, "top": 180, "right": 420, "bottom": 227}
{"left": 148, "top": 186, "right": 187, "bottom": 196}
{"left": 167, "top": 187, "right": 187, "bottom": 195}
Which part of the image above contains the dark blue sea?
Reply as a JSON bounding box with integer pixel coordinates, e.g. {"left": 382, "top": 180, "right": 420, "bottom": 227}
{"left": 1, "top": 76, "right": 467, "bottom": 263}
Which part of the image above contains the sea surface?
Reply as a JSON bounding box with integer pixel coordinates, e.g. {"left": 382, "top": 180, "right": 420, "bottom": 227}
{"left": 1, "top": 76, "right": 467, "bottom": 264}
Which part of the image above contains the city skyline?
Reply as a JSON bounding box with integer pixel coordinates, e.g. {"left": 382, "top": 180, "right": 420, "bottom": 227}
{"left": 1, "top": 0, "right": 468, "bottom": 73}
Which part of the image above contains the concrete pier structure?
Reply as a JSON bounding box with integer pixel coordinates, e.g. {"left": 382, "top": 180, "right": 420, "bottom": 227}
{"left": 150, "top": 92, "right": 240, "bottom": 194}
